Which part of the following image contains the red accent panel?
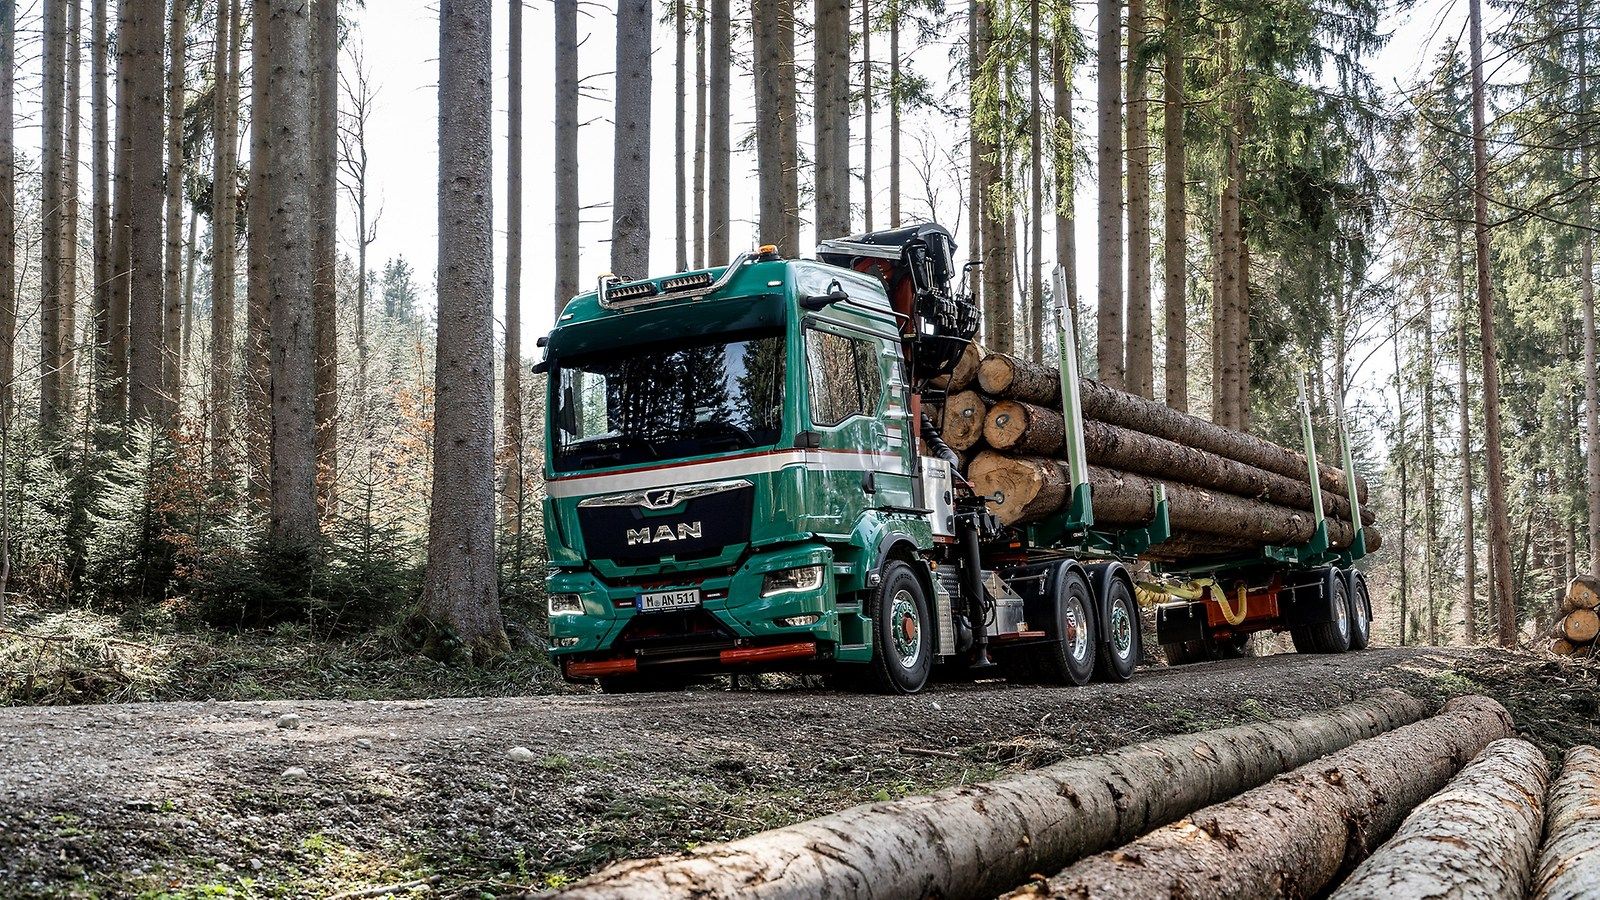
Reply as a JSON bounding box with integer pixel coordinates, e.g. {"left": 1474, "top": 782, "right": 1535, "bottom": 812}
{"left": 567, "top": 657, "right": 639, "bottom": 678}
{"left": 719, "top": 641, "right": 817, "bottom": 665}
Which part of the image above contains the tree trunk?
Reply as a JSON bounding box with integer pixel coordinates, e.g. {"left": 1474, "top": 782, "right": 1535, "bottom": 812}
{"left": 1422, "top": 292, "right": 1439, "bottom": 643}
{"left": 90, "top": 0, "right": 109, "bottom": 425}
{"left": 312, "top": 0, "right": 338, "bottom": 512}
{"left": 1124, "top": 0, "right": 1152, "bottom": 397}
{"left": 1015, "top": 696, "right": 1514, "bottom": 900}
{"left": 63, "top": 0, "right": 81, "bottom": 421}
{"left": 861, "top": 0, "right": 873, "bottom": 230}
{"left": 0, "top": 0, "right": 11, "bottom": 423}
{"left": 180, "top": 209, "right": 196, "bottom": 377}
{"left": 978, "top": 352, "right": 1059, "bottom": 404}
{"left": 1025, "top": 0, "right": 1042, "bottom": 363}
{"left": 1396, "top": 304, "right": 1411, "bottom": 644}
{"left": 753, "top": 0, "right": 799, "bottom": 254}
{"left": 210, "top": 0, "right": 240, "bottom": 477}
{"left": 262, "top": 0, "right": 319, "bottom": 572}
{"left": 502, "top": 0, "right": 524, "bottom": 537}
{"left": 967, "top": 0, "right": 983, "bottom": 318}
{"left": 1458, "top": 224, "right": 1477, "bottom": 641}
{"left": 939, "top": 389, "right": 989, "bottom": 451}
{"left": 1161, "top": 0, "right": 1185, "bottom": 411}
{"left": 1531, "top": 745, "right": 1600, "bottom": 900}
{"left": 1582, "top": 36, "right": 1599, "bottom": 571}
{"left": 1469, "top": 0, "right": 1518, "bottom": 647}
{"left": 611, "top": 0, "right": 652, "bottom": 277}
{"left": 41, "top": 0, "right": 66, "bottom": 433}
{"left": 1331, "top": 739, "right": 1548, "bottom": 900}
{"left": 674, "top": 0, "right": 687, "bottom": 271}
{"left": 107, "top": 0, "right": 133, "bottom": 424}
{"left": 706, "top": 0, "right": 730, "bottom": 262}
{"left": 692, "top": 0, "right": 707, "bottom": 267}
{"left": 125, "top": 0, "right": 166, "bottom": 426}
{"left": 974, "top": 0, "right": 1010, "bottom": 353}
{"left": 888, "top": 0, "right": 900, "bottom": 228}
{"left": 425, "top": 0, "right": 509, "bottom": 662}
{"left": 162, "top": 0, "right": 186, "bottom": 421}
{"left": 554, "top": 0, "right": 579, "bottom": 308}
{"left": 561, "top": 691, "right": 1430, "bottom": 900}
{"left": 814, "top": 0, "right": 851, "bottom": 240}
{"left": 1095, "top": 0, "right": 1123, "bottom": 387}
{"left": 1051, "top": 33, "right": 1078, "bottom": 341}
{"left": 246, "top": 0, "right": 273, "bottom": 497}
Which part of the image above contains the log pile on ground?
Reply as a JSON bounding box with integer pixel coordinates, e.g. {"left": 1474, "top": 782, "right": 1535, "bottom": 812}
{"left": 1552, "top": 576, "right": 1600, "bottom": 657}
{"left": 1531, "top": 744, "right": 1600, "bottom": 900}
{"left": 554, "top": 690, "right": 1430, "bottom": 900}
{"left": 1005, "top": 695, "right": 1514, "bottom": 899}
{"left": 930, "top": 348, "right": 1379, "bottom": 564}
{"left": 1329, "top": 738, "right": 1549, "bottom": 899}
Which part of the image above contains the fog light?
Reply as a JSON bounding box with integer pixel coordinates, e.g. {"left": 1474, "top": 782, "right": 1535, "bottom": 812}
{"left": 776, "top": 614, "right": 821, "bottom": 627}
{"left": 548, "top": 593, "right": 584, "bottom": 615}
{"left": 552, "top": 636, "right": 580, "bottom": 648}
{"left": 762, "top": 565, "right": 824, "bottom": 597}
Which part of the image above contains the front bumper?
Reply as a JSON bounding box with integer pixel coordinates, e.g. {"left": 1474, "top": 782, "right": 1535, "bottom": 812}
{"left": 547, "top": 542, "right": 840, "bottom": 680}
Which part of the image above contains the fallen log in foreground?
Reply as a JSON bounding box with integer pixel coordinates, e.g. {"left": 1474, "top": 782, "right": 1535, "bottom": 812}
{"left": 1007, "top": 695, "right": 1513, "bottom": 900}
{"left": 1531, "top": 745, "right": 1600, "bottom": 900}
{"left": 555, "top": 691, "right": 1430, "bottom": 900}
{"left": 1330, "top": 738, "right": 1548, "bottom": 899}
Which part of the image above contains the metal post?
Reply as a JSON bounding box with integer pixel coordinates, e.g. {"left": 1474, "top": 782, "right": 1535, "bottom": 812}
{"left": 1053, "top": 265, "right": 1093, "bottom": 527}
{"left": 1333, "top": 384, "right": 1366, "bottom": 558}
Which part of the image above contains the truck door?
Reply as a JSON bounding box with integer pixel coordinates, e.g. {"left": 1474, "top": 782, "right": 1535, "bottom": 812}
{"left": 803, "top": 323, "right": 903, "bottom": 532}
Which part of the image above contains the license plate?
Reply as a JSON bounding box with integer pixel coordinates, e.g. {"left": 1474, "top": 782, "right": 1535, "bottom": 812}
{"left": 637, "top": 588, "right": 701, "bottom": 613}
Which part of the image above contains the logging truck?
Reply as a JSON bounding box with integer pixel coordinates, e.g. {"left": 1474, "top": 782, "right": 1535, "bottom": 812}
{"left": 539, "top": 223, "right": 1376, "bottom": 693}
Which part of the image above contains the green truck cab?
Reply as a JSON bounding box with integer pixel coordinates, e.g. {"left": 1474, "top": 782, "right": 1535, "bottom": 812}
{"left": 541, "top": 225, "right": 1373, "bottom": 694}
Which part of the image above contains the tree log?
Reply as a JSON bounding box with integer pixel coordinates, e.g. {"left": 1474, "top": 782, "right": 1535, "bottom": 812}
{"left": 1563, "top": 609, "right": 1599, "bottom": 644}
{"left": 556, "top": 691, "right": 1432, "bottom": 900}
{"left": 978, "top": 352, "right": 1061, "bottom": 404}
{"left": 926, "top": 341, "right": 984, "bottom": 392}
{"left": 939, "top": 390, "right": 989, "bottom": 452}
{"left": 1567, "top": 575, "right": 1600, "bottom": 612}
{"left": 985, "top": 400, "right": 1066, "bottom": 455}
{"left": 1078, "top": 377, "right": 1369, "bottom": 503}
{"left": 969, "top": 451, "right": 1069, "bottom": 524}
{"left": 1329, "top": 738, "right": 1548, "bottom": 899}
{"left": 1554, "top": 638, "right": 1578, "bottom": 656}
{"left": 1531, "top": 745, "right": 1600, "bottom": 900}
{"left": 1008, "top": 696, "right": 1515, "bottom": 900}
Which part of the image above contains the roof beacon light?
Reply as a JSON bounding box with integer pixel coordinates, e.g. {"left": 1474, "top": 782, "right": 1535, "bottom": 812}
{"left": 757, "top": 244, "right": 781, "bottom": 261}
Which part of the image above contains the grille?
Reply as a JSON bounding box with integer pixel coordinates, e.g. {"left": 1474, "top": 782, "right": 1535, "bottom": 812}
{"left": 577, "top": 484, "right": 755, "bottom": 566}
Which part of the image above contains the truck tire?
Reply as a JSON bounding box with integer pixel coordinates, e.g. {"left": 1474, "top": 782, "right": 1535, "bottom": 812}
{"left": 866, "top": 561, "right": 934, "bottom": 695}
{"left": 1290, "top": 571, "right": 1352, "bottom": 655}
{"left": 1347, "top": 569, "right": 1372, "bottom": 651}
{"left": 1000, "top": 565, "right": 1096, "bottom": 686}
{"left": 1094, "top": 576, "right": 1139, "bottom": 682}
{"left": 1162, "top": 640, "right": 1205, "bottom": 666}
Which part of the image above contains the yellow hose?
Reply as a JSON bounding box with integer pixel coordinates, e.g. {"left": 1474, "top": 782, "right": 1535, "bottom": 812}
{"left": 1211, "top": 582, "right": 1249, "bottom": 627}
{"left": 1136, "top": 577, "right": 1250, "bottom": 626}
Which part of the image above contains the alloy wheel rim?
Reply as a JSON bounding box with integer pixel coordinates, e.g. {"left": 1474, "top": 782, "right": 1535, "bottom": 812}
{"left": 890, "top": 588, "right": 922, "bottom": 669}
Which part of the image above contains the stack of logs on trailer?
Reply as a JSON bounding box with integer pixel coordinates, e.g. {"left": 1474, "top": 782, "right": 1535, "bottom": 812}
{"left": 1552, "top": 576, "right": 1600, "bottom": 657}
{"left": 924, "top": 344, "right": 1381, "bottom": 565}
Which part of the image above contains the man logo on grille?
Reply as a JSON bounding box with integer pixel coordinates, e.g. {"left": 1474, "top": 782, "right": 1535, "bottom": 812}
{"left": 643, "top": 489, "right": 677, "bottom": 509}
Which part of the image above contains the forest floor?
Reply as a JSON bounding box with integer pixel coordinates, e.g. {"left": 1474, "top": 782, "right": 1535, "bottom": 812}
{"left": 2, "top": 644, "right": 1596, "bottom": 899}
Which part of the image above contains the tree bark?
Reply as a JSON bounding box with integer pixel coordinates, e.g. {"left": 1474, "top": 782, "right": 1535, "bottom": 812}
{"left": 210, "top": 0, "right": 240, "bottom": 477}
{"left": 985, "top": 400, "right": 1066, "bottom": 455}
{"left": 861, "top": 0, "right": 872, "bottom": 230}
{"left": 1013, "top": 696, "right": 1514, "bottom": 900}
{"left": 1027, "top": 0, "right": 1042, "bottom": 363}
{"left": 692, "top": 0, "right": 706, "bottom": 268}
{"left": 41, "top": 0, "right": 66, "bottom": 433}
{"left": 1531, "top": 745, "right": 1600, "bottom": 900}
{"left": 674, "top": 0, "right": 687, "bottom": 271}
{"left": 503, "top": 0, "right": 524, "bottom": 537}
{"left": 611, "top": 0, "right": 652, "bottom": 277}
{"left": 967, "top": 0, "right": 983, "bottom": 318}
{"left": 978, "top": 352, "right": 1060, "bottom": 404}
{"left": 0, "top": 0, "right": 11, "bottom": 423}
{"left": 1161, "top": 0, "right": 1185, "bottom": 411}
{"left": 263, "top": 0, "right": 319, "bottom": 570}
{"left": 90, "top": 0, "right": 109, "bottom": 425}
{"left": 1095, "top": 0, "right": 1123, "bottom": 388}
{"left": 706, "top": 0, "right": 730, "bottom": 263}
{"left": 246, "top": 0, "right": 273, "bottom": 497}
{"left": 753, "top": 0, "right": 799, "bottom": 254}
{"left": 1395, "top": 304, "right": 1411, "bottom": 643}
{"left": 1469, "top": 0, "right": 1518, "bottom": 647}
{"left": 888, "top": 0, "right": 900, "bottom": 228}
{"left": 1582, "top": 33, "right": 1599, "bottom": 571}
{"left": 425, "top": 0, "right": 509, "bottom": 662}
{"left": 63, "top": 0, "right": 81, "bottom": 420}
{"left": 1422, "top": 292, "right": 1438, "bottom": 643}
{"left": 554, "top": 0, "right": 579, "bottom": 309}
{"left": 814, "top": 0, "right": 851, "bottom": 240}
{"left": 560, "top": 691, "right": 1430, "bottom": 900}
{"left": 162, "top": 0, "right": 186, "bottom": 421}
{"left": 125, "top": 0, "right": 166, "bottom": 426}
{"left": 107, "top": 0, "right": 133, "bottom": 424}
{"left": 1051, "top": 32, "right": 1078, "bottom": 341}
{"left": 1124, "top": 0, "right": 1152, "bottom": 396}
{"left": 1458, "top": 225, "right": 1477, "bottom": 642}
{"left": 311, "top": 0, "right": 338, "bottom": 512}
{"left": 1330, "top": 738, "right": 1548, "bottom": 900}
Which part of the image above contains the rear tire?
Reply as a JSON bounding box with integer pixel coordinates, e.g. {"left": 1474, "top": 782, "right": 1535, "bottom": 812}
{"left": 1162, "top": 641, "right": 1205, "bottom": 666}
{"left": 1347, "top": 570, "right": 1372, "bottom": 651}
{"left": 1001, "top": 567, "right": 1096, "bottom": 686}
{"left": 1290, "top": 572, "right": 1352, "bottom": 654}
{"left": 1094, "top": 577, "right": 1139, "bottom": 682}
{"left": 866, "top": 561, "right": 934, "bottom": 695}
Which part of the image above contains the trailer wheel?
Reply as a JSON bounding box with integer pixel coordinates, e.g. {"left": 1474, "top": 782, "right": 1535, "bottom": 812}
{"left": 1290, "top": 571, "right": 1352, "bottom": 655}
{"left": 1094, "top": 577, "right": 1139, "bottom": 682}
{"left": 1001, "top": 566, "right": 1096, "bottom": 686}
{"left": 1161, "top": 640, "right": 1204, "bottom": 666}
{"left": 1347, "top": 570, "right": 1372, "bottom": 651}
{"left": 865, "top": 561, "right": 934, "bottom": 695}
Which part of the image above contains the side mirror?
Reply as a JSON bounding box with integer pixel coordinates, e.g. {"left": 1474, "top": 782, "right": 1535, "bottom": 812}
{"left": 800, "top": 279, "right": 850, "bottom": 311}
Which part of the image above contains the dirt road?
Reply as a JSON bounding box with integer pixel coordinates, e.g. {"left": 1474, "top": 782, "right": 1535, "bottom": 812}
{"left": 1, "top": 646, "right": 1592, "bottom": 898}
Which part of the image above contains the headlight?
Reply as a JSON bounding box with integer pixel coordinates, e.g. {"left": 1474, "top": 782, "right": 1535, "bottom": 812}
{"left": 761, "top": 565, "right": 825, "bottom": 597}
{"left": 548, "top": 593, "right": 584, "bottom": 615}
{"left": 552, "top": 636, "right": 580, "bottom": 648}
{"left": 775, "top": 614, "right": 821, "bottom": 627}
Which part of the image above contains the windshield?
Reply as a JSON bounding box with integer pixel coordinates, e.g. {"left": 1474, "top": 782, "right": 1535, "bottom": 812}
{"left": 552, "top": 330, "right": 787, "bottom": 472}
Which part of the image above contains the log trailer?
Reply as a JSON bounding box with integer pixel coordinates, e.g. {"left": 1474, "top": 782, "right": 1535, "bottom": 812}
{"left": 539, "top": 223, "right": 1375, "bottom": 693}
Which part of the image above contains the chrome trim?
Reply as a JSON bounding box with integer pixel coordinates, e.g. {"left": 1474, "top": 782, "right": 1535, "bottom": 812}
{"left": 597, "top": 252, "right": 752, "bottom": 310}
{"left": 576, "top": 478, "right": 753, "bottom": 509}
{"left": 817, "top": 238, "right": 903, "bottom": 261}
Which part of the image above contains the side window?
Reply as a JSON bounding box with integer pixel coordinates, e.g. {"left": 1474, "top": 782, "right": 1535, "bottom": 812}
{"left": 807, "top": 330, "right": 883, "bottom": 426}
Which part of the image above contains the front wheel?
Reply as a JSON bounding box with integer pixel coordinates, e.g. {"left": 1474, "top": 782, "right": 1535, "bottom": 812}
{"left": 867, "top": 561, "right": 934, "bottom": 695}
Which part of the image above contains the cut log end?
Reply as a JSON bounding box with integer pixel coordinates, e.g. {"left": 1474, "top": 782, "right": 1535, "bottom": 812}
{"left": 1562, "top": 609, "right": 1599, "bottom": 644}
{"left": 985, "top": 400, "right": 1066, "bottom": 455}
{"left": 1566, "top": 576, "right": 1600, "bottom": 612}
{"left": 968, "top": 452, "right": 1069, "bottom": 526}
{"left": 940, "top": 390, "right": 989, "bottom": 452}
